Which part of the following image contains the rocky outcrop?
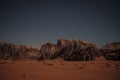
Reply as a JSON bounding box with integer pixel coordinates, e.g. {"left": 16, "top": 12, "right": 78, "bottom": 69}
{"left": 38, "top": 39, "right": 100, "bottom": 61}
{"left": 101, "top": 42, "right": 120, "bottom": 60}
{"left": 2, "top": 39, "right": 120, "bottom": 61}
{"left": 0, "top": 42, "right": 16, "bottom": 59}
{"left": 38, "top": 42, "right": 59, "bottom": 60}
{"left": 0, "top": 42, "right": 39, "bottom": 60}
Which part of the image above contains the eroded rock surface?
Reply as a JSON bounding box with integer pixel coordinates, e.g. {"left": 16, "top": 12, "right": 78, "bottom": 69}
{"left": 0, "top": 42, "right": 39, "bottom": 60}
{"left": 101, "top": 42, "right": 120, "bottom": 60}
{"left": 39, "top": 39, "right": 100, "bottom": 61}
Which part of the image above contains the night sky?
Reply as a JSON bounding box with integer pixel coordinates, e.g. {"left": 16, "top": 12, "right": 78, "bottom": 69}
{"left": 0, "top": 0, "right": 120, "bottom": 49}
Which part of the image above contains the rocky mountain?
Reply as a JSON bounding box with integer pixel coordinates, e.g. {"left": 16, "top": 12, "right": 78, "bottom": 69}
{"left": 0, "top": 42, "right": 39, "bottom": 60}
{"left": 38, "top": 39, "right": 100, "bottom": 61}
{"left": 1, "top": 40, "right": 119, "bottom": 61}
{"left": 101, "top": 42, "right": 120, "bottom": 60}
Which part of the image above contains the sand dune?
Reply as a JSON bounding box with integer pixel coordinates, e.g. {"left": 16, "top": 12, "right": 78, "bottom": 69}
{"left": 0, "top": 58, "right": 120, "bottom": 80}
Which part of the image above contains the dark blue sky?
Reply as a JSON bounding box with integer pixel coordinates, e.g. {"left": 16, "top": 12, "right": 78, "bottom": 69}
{"left": 0, "top": 0, "right": 120, "bottom": 49}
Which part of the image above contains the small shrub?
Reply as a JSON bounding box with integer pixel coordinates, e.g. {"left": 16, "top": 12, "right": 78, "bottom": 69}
{"left": 116, "top": 67, "right": 119, "bottom": 70}
{"left": 46, "top": 63, "right": 53, "bottom": 65}
{"left": 22, "top": 73, "right": 26, "bottom": 78}
{"left": 11, "top": 62, "right": 15, "bottom": 64}
{"left": 61, "top": 63, "right": 65, "bottom": 65}
{"left": 29, "top": 62, "right": 33, "bottom": 64}
{"left": 105, "top": 64, "right": 110, "bottom": 67}
{"left": 78, "top": 66, "right": 84, "bottom": 69}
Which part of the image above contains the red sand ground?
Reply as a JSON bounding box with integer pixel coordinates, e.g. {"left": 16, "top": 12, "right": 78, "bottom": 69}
{"left": 0, "top": 57, "right": 120, "bottom": 80}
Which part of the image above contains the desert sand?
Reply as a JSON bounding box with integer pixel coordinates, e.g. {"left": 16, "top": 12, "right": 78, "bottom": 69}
{"left": 0, "top": 57, "right": 120, "bottom": 80}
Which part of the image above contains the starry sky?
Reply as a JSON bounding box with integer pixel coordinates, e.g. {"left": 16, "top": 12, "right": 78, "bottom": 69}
{"left": 0, "top": 0, "right": 120, "bottom": 49}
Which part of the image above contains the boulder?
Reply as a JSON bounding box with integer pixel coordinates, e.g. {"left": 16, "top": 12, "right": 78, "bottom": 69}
{"left": 101, "top": 42, "right": 120, "bottom": 60}
{"left": 38, "top": 42, "right": 59, "bottom": 60}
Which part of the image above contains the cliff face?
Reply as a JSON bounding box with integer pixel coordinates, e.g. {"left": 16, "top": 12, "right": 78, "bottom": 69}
{"left": 39, "top": 39, "right": 100, "bottom": 61}
{"left": 101, "top": 42, "right": 120, "bottom": 60}
{"left": 0, "top": 42, "right": 39, "bottom": 60}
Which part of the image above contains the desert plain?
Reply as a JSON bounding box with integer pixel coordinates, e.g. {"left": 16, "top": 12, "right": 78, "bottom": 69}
{"left": 0, "top": 57, "right": 120, "bottom": 80}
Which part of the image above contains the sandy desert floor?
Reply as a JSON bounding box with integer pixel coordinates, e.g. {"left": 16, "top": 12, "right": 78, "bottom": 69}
{"left": 0, "top": 57, "right": 120, "bottom": 80}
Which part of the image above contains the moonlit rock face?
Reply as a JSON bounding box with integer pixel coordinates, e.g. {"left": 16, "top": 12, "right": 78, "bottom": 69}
{"left": 39, "top": 39, "right": 99, "bottom": 61}
{"left": 0, "top": 42, "right": 39, "bottom": 60}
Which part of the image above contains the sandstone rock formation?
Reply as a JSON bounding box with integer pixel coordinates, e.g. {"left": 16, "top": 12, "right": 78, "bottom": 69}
{"left": 39, "top": 39, "right": 100, "bottom": 61}
{"left": 2, "top": 40, "right": 119, "bottom": 61}
{"left": 38, "top": 42, "right": 59, "bottom": 60}
{"left": 101, "top": 42, "right": 120, "bottom": 60}
{"left": 0, "top": 42, "right": 39, "bottom": 60}
{"left": 0, "top": 42, "right": 16, "bottom": 59}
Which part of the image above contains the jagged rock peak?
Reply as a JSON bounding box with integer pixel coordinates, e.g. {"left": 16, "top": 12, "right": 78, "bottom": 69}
{"left": 57, "top": 38, "right": 71, "bottom": 47}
